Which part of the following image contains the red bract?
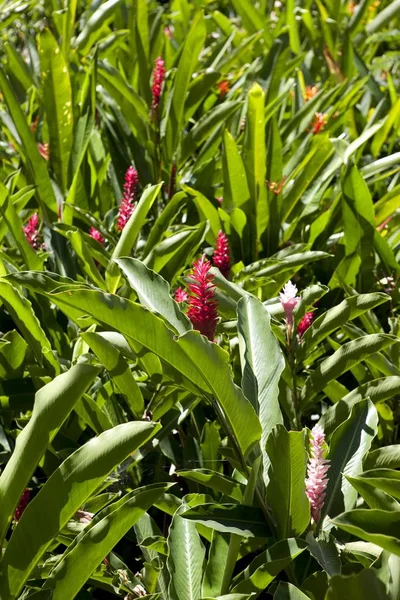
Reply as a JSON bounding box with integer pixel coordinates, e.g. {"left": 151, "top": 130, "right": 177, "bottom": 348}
{"left": 175, "top": 287, "right": 188, "bottom": 303}
{"left": 117, "top": 166, "right": 138, "bottom": 231}
{"left": 89, "top": 227, "right": 105, "bottom": 246}
{"left": 187, "top": 255, "right": 218, "bottom": 341}
{"left": 23, "top": 213, "right": 41, "bottom": 249}
{"left": 217, "top": 80, "right": 229, "bottom": 97}
{"left": 151, "top": 57, "right": 166, "bottom": 115}
{"left": 38, "top": 142, "right": 49, "bottom": 160}
{"left": 15, "top": 488, "right": 30, "bottom": 521}
{"left": 311, "top": 112, "right": 327, "bottom": 134}
{"left": 213, "top": 231, "right": 230, "bottom": 279}
{"left": 297, "top": 311, "right": 315, "bottom": 337}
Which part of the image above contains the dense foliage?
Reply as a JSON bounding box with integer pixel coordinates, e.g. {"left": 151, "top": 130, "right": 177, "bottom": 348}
{"left": 0, "top": 0, "right": 399, "bottom": 598}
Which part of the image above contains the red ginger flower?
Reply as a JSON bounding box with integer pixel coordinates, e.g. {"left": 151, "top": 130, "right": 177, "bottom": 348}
{"left": 117, "top": 166, "right": 138, "bottom": 231}
{"left": 89, "top": 227, "right": 105, "bottom": 246}
{"left": 311, "top": 112, "right": 327, "bottom": 134}
{"left": 151, "top": 57, "right": 166, "bottom": 115}
{"left": 15, "top": 488, "right": 30, "bottom": 521}
{"left": 187, "top": 255, "right": 218, "bottom": 341}
{"left": 38, "top": 142, "right": 49, "bottom": 160}
{"left": 217, "top": 80, "right": 229, "bottom": 97}
{"left": 23, "top": 213, "right": 41, "bottom": 249}
{"left": 297, "top": 311, "right": 315, "bottom": 337}
{"left": 212, "top": 231, "right": 230, "bottom": 279}
{"left": 305, "top": 425, "right": 330, "bottom": 523}
{"left": 175, "top": 287, "right": 188, "bottom": 303}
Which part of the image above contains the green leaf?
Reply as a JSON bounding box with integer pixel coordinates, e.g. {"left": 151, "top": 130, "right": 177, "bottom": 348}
{"left": 243, "top": 83, "right": 266, "bottom": 254}
{"left": 322, "top": 400, "right": 378, "bottom": 521}
{"left": 115, "top": 257, "right": 191, "bottom": 334}
{"left": 143, "top": 192, "right": 187, "bottom": 255}
{"left": 177, "top": 331, "right": 261, "bottom": 457}
{"left": 345, "top": 474, "right": 400, "bottom": 511}
{"left": 167, "top": 502, "right": 206, "bottom": 600}
{"left": 43, "top": 483, "right": 171, "bottom": 599}
{"left": 296, "top": 293, "right": 389, "bottom": 362}
{"left": 166, "top": 11, "right": 207, "bottom": 158}
{"left": 182, "top": 504, "right": 270, "bottom": 538}
{"left": 266, "top": 425, "right": 309, "bottom": 538}
{"left": 325, "top": 569, "right": 389, "bottom": 600}
{"left": 6, "top": 272, "right": 209, "bottom": 394}
{"left": 0, "top": 182, "right": 43, "bottom": 271}
{"left": 319, "top": 376, "right": 400, "bottom": 436}
{"left": 107, "top": 183, "right": 162, "bottom": 293}
{"left": 274, "top": 582, "right": 312, "bottom": 599}
{"left": 300, "top": 335, "right": 399, "bottom": 410}
{"left": 0, "top": 279, "right": 59, "bottom": 374}
{"left": 364, "top": 445, "right": 400, "bottom": 470}
{"left": 349, "top": 469, "right": 400, "bottom": 501}
{"left": 231, "top": 538, "right": 307, "bottom": 596}
{"left": 0, "top": 421, "right": 160, "bottom": 599}
{"left": 177, "top": 470, "right": 244, "bottom": 501}
{"left": 82, "top": 331, "right": 144, "bottom": 418}
{"left": 237, "top": 296, "right": 284, "bottom": 486}
{"left": 306, "top": 532, "right": 341, "bottom": 577}
{"left": 74, "top": 0, "right": 123, "bottom": 53}
{"left": 222, "top": 129, "right": 250, "bottom": 212}
{"left": 333, "top": 509, "right": 400, "bottom": 556}
{"left": 0, "top": 66, "right": 57, "bottom": 217}
{"left": 0, "top": 362, "right": 99, "bottom": 546}
{"left": 39, "top": 29, "right": 73, "bottom": 194}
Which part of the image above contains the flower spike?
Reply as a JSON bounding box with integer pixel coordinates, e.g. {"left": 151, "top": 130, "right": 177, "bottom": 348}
{"left": 212, "top": 231, "right": 230, "bottom": 279}
{"left": 305, "top": 425, "right": 330, "bottom": 523}
{"left": 117, "top": 166, "right": 139, "bottom": 231}
{"left": 187, "top": 255, "right": 219, "bottom": 341}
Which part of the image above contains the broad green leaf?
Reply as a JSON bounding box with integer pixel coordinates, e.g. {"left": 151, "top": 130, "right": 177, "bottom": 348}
{"left": 115, "top": 257, "right": 191, "bottom": 334}
{"left": 364, "top": 445, "right": 400, "bottom": 470}
{"left": 345, "top": 474, "right": 400, "bottom": 511}
{"left": 0, "top": 362, "right": 99, "bottom": 546}
{"left": 334, "top": 509, "right": 400, "bottom": 556}
{"left": 0, "top": 421, "right": 160, "bottom": 599}
{"left": 7, "top": 272, "right": 209, "bottom": 393}
{"left": 202, "top": 530, "right": 230, "bottom": 597}
{"left": 322, "top": 400, "right": 378, "bottom": 521}
{"left": 237, "top": 296, "right": 284, "bottom": 486}
{"left": 297, "top": 293, "right": 389, "bottom": 361}
{"left": 300, "top": 335, "right": 399, "bottom": 409}
{"left": 222, "top": 129, "right": 250, "bottom": 212}
{"left": 348, "top": 469, "right": 400, "bottom": 501}
{"left": 39, "top": 29, "right": 73, "bottom": 194}
{"left": 320, "top": 376, "right": 400, "bottom": 436}
{"left": 0, "top": 182, "right": 43, "bottom": 271}
{"left": 74, "top": 0, "right": 123, "bottom": 52}
{"left": 143, "top": 192, "right": 187, "bottom": 256}
{"left": 166, "top": 11, "right": 207, "bottom": 157}
{"left": 231, "top": 538, "right": 307, "bottom": 596}
{"left": 243, "top": 83, "right": 266, "bottom": 254}
{"left": 325, "top": 569, "right": 388, "bottom": 600}
{"left": 107, "top": 183, "right": 162, "bottom": 293}
{"left": 167, "top": 502, "right": 206, "bottom": 600}
{"left": 266, "top": 426, "right": 309, "bottom": 538}
{"left": 82, "top": 331, "right": 144, "bottom": 418}
{"left": 306, "top": 532, "right": 341, "bottom": 577}
{"left": 43, "top": 483, "right": 171, "bottom": 599}
{"left": 274, "top": 582, "right": 311, "bottom": 599}
{"left": 0, "top": 279, "right": 59, "bottom": 374}
{"left": 0, "top": 67, "right": 57, "bottom": 216}
{"left": 177, "top": 331, "right": 261, "bottom": 457}
{"left": 177, "top": 470, "right": 244, "bottom": 501}
{"left": 182, "top": 503, "right": 270, "bottom": 538}
{"left": 65, "top": 230, "right": 106, "bottom": 289}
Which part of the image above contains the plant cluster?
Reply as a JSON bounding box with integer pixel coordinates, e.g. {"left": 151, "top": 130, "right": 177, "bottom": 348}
{"left": 0, "top": 0, "right": 399, "bottom": 598}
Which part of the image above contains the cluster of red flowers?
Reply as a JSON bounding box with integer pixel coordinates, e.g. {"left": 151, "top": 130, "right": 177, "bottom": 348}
{"left": 174, "top": 232, "right": 232, "bottom": 340}
{"left": 151, "top": 57, "right": 166, "bottom": 115}
{"left": 297, "top": 311, "right": 315, "bottom": 337}
{"left": 212, "top": 230, "right": 230, "bottom": 278}
{"left": 89, "top": 227, "right": 105, "bottom": 246}
{"left": 186, "top": 255, "right": 219, "bottom": 341}
{"left": 117, "top": 166, "right": 139, "bottom": 231}
{"left": 14, "top": 488, "right": 30, "bottom": 521}
{"left": 311, "top": 112, "right": 327, "bottom": 134}
{"left": 23, "top": 213, "right": 42, "bottom": 249}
